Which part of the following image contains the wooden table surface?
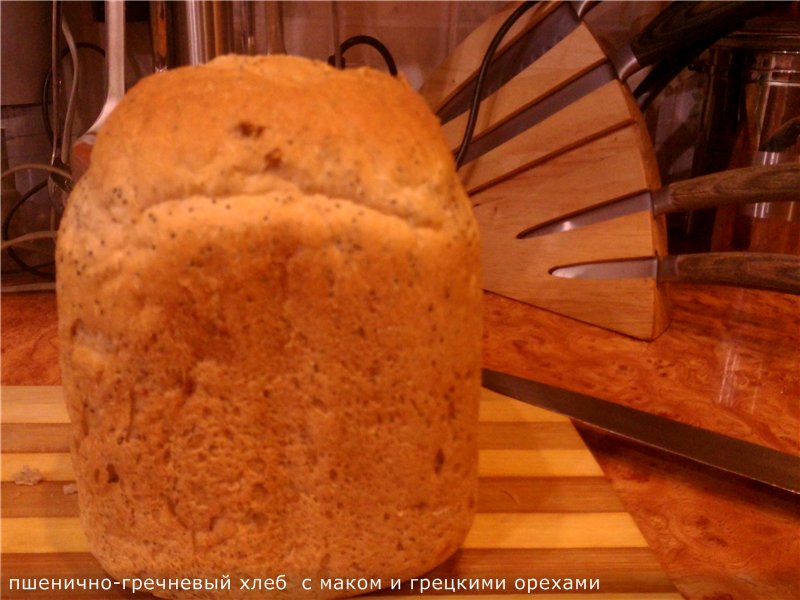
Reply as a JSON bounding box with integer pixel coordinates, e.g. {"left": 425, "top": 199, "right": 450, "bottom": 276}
{"left": 1, "top": 283, "right": 798, "bottom": 599}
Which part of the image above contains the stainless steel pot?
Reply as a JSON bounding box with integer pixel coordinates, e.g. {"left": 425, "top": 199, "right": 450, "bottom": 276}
{"left": 693, "top": 13, "right": 800, "bottom": 253}
{"left": 149, "top": 0, "right": 264, "bottom": 69}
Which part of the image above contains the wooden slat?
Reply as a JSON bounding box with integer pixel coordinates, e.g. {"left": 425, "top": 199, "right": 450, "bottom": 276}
{"left": 0, "top": 423, "right": 582, "bottom": 456}
{"left": 0, "top": 384, "right": 678, "bottom": 597}
{"left": 460, "top": 80, "right": 634, "bottom": 194}
{"left": 2, "top": 423, "right": 71, "bottom": 452}
{"left": 479, "top": 449, "right": 604, "bottom": 478}
{"left": 463, "top": 513, "right": 649, "bottom": 549}
{"left": 2, "top": 453, "right": 73, "bottom": 482}
{"left": 478, "top": 477, "right": 625, "bottom": 513}
{"left": 2, "top": 449, "right": 602, "bottom": 482}
{"left": 1, "top": 387, "right": 572, "bottom": 425}
{"left": 479, "top": 389, "right": 568, "bottom": 423}
{"left": 2, "top": 517, "right": 89, "bottom": 554}
{"left": 479, "top": 421, "right": 586, "bottom": 450}
{"left": 2, "top": 512, "right": 648, "bottom": 555}
{"left": 419, "top": 2, "right": 561, "bottom": 112}
{"left": 1, "top": 386, "right": 67, "bottom": 423}
{"left": 2, "top": 482, "right": 79, "bottom": 518}
{"left": 1, "top": 421, "right": 582, "bottom": 454}
{"left": 441, "top": 23, "right": 607, "bottom": 150}
{"left": 470, "top": 126, "right": 652, "bottom": 233}
{"left": 2, "top": 477, "right": 624, "bottom": 520}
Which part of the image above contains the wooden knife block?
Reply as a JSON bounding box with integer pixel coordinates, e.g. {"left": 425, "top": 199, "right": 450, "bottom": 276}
{"left": 421, "top": 2, "right": 670, "bottom": 340}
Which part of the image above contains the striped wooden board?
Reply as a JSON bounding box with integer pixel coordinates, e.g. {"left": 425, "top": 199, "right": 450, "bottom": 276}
{"left": 1, "top": 387, "right": 681, "bottom": 598}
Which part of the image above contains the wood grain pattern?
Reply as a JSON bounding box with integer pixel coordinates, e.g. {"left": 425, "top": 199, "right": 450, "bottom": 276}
{"left": 463, "top": 512, "right": 648, "bottom": 549}
{"left": 479, "top": 449, "right": 604, "bottom": 478}
{"left": 439, "top": 23, "right": 607, "bottom": 150}
{"left": 0, "top": 384, "right": 677, "bottom": 597}
{"left": 464, "top": 108, "right": 671, "bottom": 339}
{"left": 478, "top": 477, "right": 626, "bottom": 513}
{"left": 478, "top": 422, "right": 586, "bottom": 449}
{"left": 419, "top": 2, "right": 560, "bottom": 113}
{"left": 2, "top": 423, "right": 72, "bottom": 452}
{"left": 4, "top": 279, "right": 797, "bottom": 597}
{"left": 1, "top": 385, "right": 67, "bottom": 422}
{"left": 2, "top": 452, "right": 73, "bottom": 482}
{"left": 1, "top": 512, "right": 649, "bottom": 555}
{"left": 664, "top": 252, "right": 800, "bottom": 295}
{"left": 476, "top": 208, "right": 665, "bottom": 340}
{"left": 482, "top": 287, "right": 800, "bottom": 599}
{"left": 482, "top": 289, "right": 800, "bottom": 455}
{"left": 0, "top": 293, "right": 60, "bottom": 386}
{"left": 470, "top": 127, "right": 652, "bottom": 230}
{"left": 479, "top": 389, "right": 568, "bottom": 422}
{"left": 442, "top": 15, "right": 671, "bottom": 340}
{"left": 1, "top": 478, "right": 624, "bottom": 519}
{"left": 2, "top": 517, "right": 89, "bottom": 554}
{"left": 459, "top": 80, "right": 634, "bottom": 194}
{"left": 579, "top": 427, "right": 800, "bottom": 600}
{"left": 2, "top": 482, "right": 79, "bottom": 518}
{"left": 2, "top": 448, "right": 607, "bottom": 483}
{"left": 662, "top": 163, "right": 800, "bottom": 213}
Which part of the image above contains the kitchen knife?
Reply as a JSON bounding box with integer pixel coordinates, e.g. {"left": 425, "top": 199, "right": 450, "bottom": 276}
{"left": 521, "top": 163, "right": 800, "bottom": 238}
{"left": 482, "top": 368, "right": 800, "bottom": 495}
{"left": 550, "top": 252, "right": 800, "bottom": 296}
{"left": 457, "top": 1, "right": 771, "bottom": 165}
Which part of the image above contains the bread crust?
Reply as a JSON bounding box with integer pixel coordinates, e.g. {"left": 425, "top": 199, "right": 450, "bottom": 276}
{"left": 57, "top": 55, "right": 481, "bottom": 598}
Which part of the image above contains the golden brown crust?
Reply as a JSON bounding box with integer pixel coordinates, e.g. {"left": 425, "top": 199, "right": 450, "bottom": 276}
{"left": 57, "top": 55, "right": 481, "bottom": 598}
{"left": 83, "top": 54, "right": 467, "bottom": 229}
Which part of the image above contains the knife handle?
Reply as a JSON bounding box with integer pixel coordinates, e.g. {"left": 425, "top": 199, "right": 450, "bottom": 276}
{"left": 653, "top": 164, "right": 800, "bottom": 215}
{"left": 660, "top": 253, "right": 800, "bottom": 295}
{"left": 615, "top": 1, "right": 769, "bottom": 81}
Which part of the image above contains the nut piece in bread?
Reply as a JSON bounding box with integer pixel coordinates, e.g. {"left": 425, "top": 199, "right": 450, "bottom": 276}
{"left": 56, "top": 55, "right": 482, "bottom": 598}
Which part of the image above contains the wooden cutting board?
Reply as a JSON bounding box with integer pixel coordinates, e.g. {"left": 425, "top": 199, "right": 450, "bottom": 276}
{"left": 1, "top": 386, "right": 681, "bottom": 598}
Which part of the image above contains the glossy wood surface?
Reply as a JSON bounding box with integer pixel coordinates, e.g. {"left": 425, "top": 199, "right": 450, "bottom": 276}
{"left": 482, "top": 286, "right": 800, "bottom": 600}
{"left": 2, "top": 284, "right": 798, "bottom": 599}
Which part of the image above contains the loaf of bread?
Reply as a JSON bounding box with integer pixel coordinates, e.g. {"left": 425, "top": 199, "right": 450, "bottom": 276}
{"left": 56, "top": 55, "right": 482, "bottom": 597}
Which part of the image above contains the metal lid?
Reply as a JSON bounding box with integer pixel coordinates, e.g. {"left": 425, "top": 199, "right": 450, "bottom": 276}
{"left": 715, "top": 15, "right": 800, "bottom": 51}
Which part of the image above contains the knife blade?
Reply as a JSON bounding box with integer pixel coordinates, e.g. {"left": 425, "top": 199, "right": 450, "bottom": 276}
{"left": 482, "top": 368, "right": 800, "bottom": 495}
{"left": 550, "top": 252, "right": 800, "bottom": 296}
{"left": 521, "top": 163, "right": 800, "bottom": 239}
{"left": 458, "top": 1, "right": 770, "bottom": 165}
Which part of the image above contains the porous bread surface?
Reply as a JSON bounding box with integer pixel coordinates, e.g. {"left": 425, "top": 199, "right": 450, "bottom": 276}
{"left": 56, "top": 55, "right": 482, "bottom": 598}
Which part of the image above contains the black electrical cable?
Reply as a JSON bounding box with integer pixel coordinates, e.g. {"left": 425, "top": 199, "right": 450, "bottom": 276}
{"left": 1, "top": 181, "right": 56, "bottom": 280}
{"left": 41, "top": 42, "right": 106, "bottom": 146}
{"left": 454, "top": 1, "right": 537, "bottom": 169}
{"left": 327, "top": 35, "right": 398, "bottom": 76}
